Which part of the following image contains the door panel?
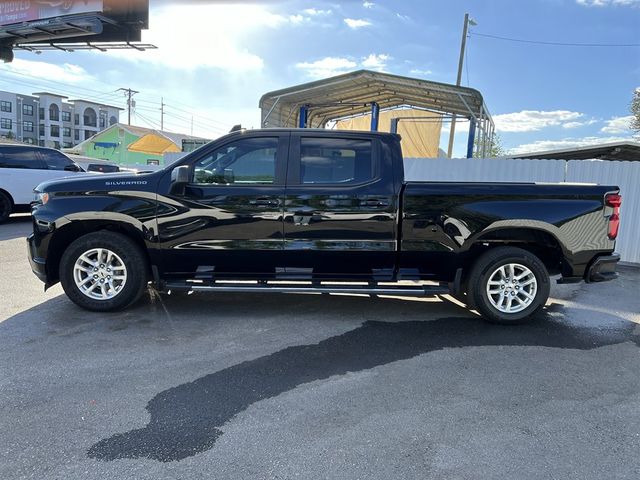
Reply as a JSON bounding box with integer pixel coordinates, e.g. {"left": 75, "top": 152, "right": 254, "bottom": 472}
{"left": 157, "top": 135, "right": 288, "bottom": 279}
{"left": 283, "top": 135, "right": 398, "bottom": 279}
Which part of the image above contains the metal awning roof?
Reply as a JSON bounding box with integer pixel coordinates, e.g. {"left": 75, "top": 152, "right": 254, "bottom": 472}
{"left": 259, "top": 69, "right": 492, "bottom": 129}
{"left": 510, "top": 141, "right": 640, "bottom": 161}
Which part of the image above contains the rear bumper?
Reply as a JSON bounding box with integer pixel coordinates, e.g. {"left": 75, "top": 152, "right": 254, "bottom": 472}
{"left": 27, "top": 234, "right": 47, "bottom": 283}
{"left": 585, "top": 253, "right": 620, "bottom": 283}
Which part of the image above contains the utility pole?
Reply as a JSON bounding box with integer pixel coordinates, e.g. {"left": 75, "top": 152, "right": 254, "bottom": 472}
{"left": 160, "top": 97, "right": 165, "bottom": 131}
{"left": 446, "top": 13, "right": 475, "bottom": 158}
{"left": 117, "top": 88, "right": 139, "bottom": 126}
{"left": 190, "top": 115, "right": 194, "bottom": 136}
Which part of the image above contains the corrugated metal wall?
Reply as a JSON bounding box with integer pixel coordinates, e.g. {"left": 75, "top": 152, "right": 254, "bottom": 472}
{"left": 404, "top": 158, "right": 567, "bottom": 182}
{"left": 404, "top": 157, "right": 639, "bottom": 264}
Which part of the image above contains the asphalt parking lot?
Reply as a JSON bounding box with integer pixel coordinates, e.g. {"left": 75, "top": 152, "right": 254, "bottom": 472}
{"left": 1, "top": 214, "right": 639, "bottom": 480}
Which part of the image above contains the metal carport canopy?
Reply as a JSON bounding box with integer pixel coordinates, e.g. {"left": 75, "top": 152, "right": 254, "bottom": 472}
{"left": 259, "top": 69, "right": 490, "bottom": 129}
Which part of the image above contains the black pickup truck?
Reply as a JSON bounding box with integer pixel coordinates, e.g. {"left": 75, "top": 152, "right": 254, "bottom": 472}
{"left": 28, "top": 129, "right": 621, "bottom": 323}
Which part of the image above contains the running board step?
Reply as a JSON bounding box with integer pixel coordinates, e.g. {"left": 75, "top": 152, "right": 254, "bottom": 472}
{"left": 164, "top": 281, "right": 450, "bottom": 297}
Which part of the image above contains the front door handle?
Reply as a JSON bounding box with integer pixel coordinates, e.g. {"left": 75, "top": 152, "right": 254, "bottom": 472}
{"left": 250, "top": 198, "right": 280, "bottom": 206}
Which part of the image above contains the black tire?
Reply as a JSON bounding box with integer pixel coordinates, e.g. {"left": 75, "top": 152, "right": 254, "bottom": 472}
{"left": 467, "top": 247, "right": 550, "bottom": 324}
{"left": 0, "top": 191, "right": 12, "bottom": 223}
{"left": 59, "top": 231, "right": 149, "bottom": 312}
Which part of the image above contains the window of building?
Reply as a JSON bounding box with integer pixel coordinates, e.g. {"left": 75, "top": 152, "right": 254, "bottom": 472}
{"left": 49, "top": 104, "right": 60, "bottom": 121}
{"left": 39, "top": 108, "right": 45, "bottom": 120}
{"left": 63, "top": 127, "right": 71, "bottom": 137}
{"left": 50, "top": 125, "right": 60, "bottom": 137}
{"left": 53, "top": 141, "right": 61, "bottom": 150}
{"left": 109, "top": 115, "right": 117, "bottom": 126}
{"left": 23, "top": 121, "right": 34, "bottom": 132}
{"left": 74, "top": 113, "right": 79, "bottom": 125}
{"left": 192, "top": 137, "right": 278, "bottom": 185}
{"left": 74, "top": 130, "right": 79, "bottom": 141}
{"left": 84, "top": 107, "right": 97, "bottom": 127}
{"left": 24, "top": 137, "right": 35, "bottom": 145}
{"left": 62, "top": 111, "right": 71, "bottom": 122}
{"left": 1, "top": 118, "right": 12, "bottom": 129}
{"left": 39, "top": 140, "right": 45, "bottom": 147}
{"left": 63, "top": 142, "right": 73, "bottom": 149}
{"left": 23, "top": 104, "right": 33, "bottom": 116}
{"left": 39, "top": 125, "right": 45, "bottom": 136}
{"left": 299, "top": 138, "right": 375, "bottom": 185}
{"left": 0, "top": 101, "right": 11, "bottom": 113}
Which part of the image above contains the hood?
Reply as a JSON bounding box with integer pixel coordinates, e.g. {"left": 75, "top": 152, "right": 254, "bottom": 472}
{"left": 35, "top": 171, "right": 163, "bottom": 194}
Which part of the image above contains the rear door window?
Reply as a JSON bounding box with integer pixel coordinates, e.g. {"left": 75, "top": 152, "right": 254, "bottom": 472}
{"left": 0, "top": 148, "right": 47, "bottom": 169}
{"left": 299, "top": 138, "right": 375, "bottom": 185}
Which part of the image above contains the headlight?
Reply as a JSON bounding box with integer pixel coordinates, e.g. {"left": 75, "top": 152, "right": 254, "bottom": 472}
{"left": 33, "top": 192, "right": 49, "bottom": 205}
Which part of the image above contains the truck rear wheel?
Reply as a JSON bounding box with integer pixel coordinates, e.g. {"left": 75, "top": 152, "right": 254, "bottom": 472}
{"left": 467, "top": 246, "right": 550, "bottom": 324}
{"left": 0, "top": 191, "right": 12, "bottom": 223}
{"left": 59, "top": 231, "right": 148, "bottom": 312}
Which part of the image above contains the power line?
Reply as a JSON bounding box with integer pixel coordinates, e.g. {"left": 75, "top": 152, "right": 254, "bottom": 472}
{"left": 471, "top": 31, "right": 640, "bottom": 47}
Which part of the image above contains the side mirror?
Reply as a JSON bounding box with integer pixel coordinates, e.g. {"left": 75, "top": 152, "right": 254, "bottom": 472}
{"left": 223, "top": 168, "right": 235, "bottom": 184}
{"left": 170, "top": 165, "right": 190, "bottom": 195}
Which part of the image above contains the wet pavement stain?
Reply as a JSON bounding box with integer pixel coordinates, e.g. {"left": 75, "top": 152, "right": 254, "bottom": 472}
{"left": 87, "top": 316, "right": 640, "bottom": 463}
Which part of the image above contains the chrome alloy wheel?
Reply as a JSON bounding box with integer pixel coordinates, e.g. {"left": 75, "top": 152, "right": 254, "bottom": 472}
{"left": 485, "top": 263, "right": 537, "bottom": 314}
{"left": 73, "top": 248, "right": 128, "bottom": 301}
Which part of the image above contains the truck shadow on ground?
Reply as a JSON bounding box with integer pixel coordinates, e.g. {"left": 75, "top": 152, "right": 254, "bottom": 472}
{"left": 87, "top": 309, "right": 640, "bottom": 463}
{"left": 0, "top": 214, "right": 32, "bottom": 241}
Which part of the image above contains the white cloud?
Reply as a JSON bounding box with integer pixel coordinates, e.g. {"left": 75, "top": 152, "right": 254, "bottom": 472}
{"left": 296, "top": 57, "right": 358, "bottom": 78}
{"left": 396, "top": 13, "right": 411, "bottom": 21}
{"left": 5, "top": 58, "right": 94, "bottom": 85}
{"left": 102, "top": 4, "right": 310, "bottom": 71}
{"left": 288, "top": 14, "right": 306, "bottom": 24}
{"left": 508, "top": 136, "right": 635, "bottom": 154}
{"left": 297, "top": 54, "right": 392, "bottom": 78}
{"left": 600, "top": 115, "right": 633, "bottom": 134}
{"left": 576, "top": 0, "right": 639, "bottom": 6}
{"left": 409, "top": 68, "right": 433, "bottom": 77}
{"left": 562, "top": 119, "right": 598, "bottom": 129}
{"left": 303, "top": 8, "right": 332, "bottom": 15}
{"left": 363, "top": 1, "right": 375, "bottom": 8}
{"left": 344, "top": 18, "right": 372, "bottom": 29}
{"left": 362, "top": 53, "right": 390, "bottom": 71}
{"left": 493, "top": 110, "right": 585, "bottom": 132}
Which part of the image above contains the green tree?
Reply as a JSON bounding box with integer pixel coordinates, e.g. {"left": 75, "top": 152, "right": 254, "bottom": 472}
{"left": 631, "top": 88, "right": 640, "bottom": 136}
{"left": 474, "top": 132, "right": 504, "bottom": 158}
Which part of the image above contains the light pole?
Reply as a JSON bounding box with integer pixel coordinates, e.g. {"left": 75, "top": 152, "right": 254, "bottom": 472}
{"left": 446, "top": 13, "right": 476, "bottom": 158}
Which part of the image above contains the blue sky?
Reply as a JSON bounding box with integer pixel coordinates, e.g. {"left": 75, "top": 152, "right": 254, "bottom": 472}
{"left": 3, "top": 0, "right": 639, "bottom": 156}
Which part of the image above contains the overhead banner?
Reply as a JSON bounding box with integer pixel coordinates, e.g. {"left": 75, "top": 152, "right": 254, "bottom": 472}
{"left": 0, "top": 0, "right": 104, "bottom": 26}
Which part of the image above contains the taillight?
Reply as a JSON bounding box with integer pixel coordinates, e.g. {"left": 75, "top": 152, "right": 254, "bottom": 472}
{"left": 605, "top": 193, "right": 621, "bottom": 240}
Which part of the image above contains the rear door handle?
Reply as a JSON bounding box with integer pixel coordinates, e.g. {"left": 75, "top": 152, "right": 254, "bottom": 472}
{"left": 362, "top": 198, "right": 390, "bottom": 208}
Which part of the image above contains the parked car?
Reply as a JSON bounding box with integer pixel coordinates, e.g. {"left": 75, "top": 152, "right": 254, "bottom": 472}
{"left": 67, "top": 156, "right": 121, "bottom": 174}
{"left": 28, "top": 129, "right": 621, "bottom": 323}
{"left": 0, "top": 144, "right": 83, "bottom": 222}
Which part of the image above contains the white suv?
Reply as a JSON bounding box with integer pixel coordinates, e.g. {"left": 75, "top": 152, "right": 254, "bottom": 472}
{"left": 0, "top": 145, "right": 83, "bottom": 223}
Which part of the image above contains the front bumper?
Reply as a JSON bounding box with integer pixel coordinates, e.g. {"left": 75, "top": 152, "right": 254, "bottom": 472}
{"left": 585, "top": 253, "right": 620, "bottom": 283}
{"left": 27, "top": 234, "right": 47, "bottom": 283}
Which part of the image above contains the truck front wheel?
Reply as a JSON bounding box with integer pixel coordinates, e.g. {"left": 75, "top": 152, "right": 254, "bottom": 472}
{"left": 59, "top": 231, "right": 149, "bottom": 312}
{"left": 467, "top": 246, "right": 550, "bottom": 324}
